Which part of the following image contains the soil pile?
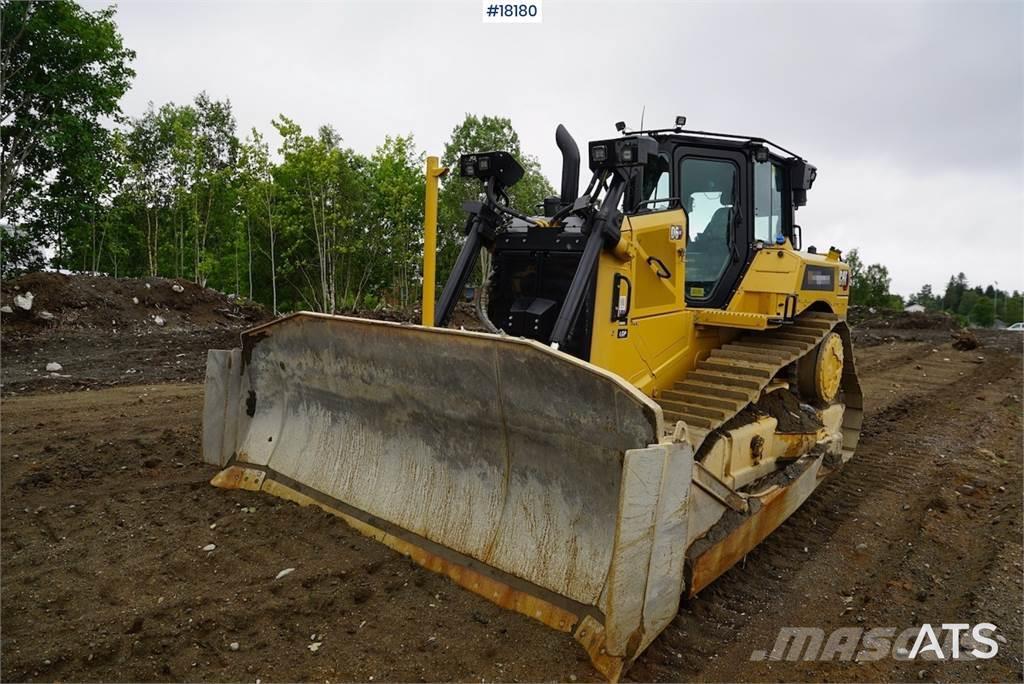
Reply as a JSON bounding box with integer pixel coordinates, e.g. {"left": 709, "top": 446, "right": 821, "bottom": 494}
{"left": 1, "top": 272, "right": 265, "bottom": 334}
{"left": 352, "top": 302, "right": 487, "bottom": 331}
{"left": 848, "top": 305, "right": 959, "bottom": 331}
{"left": 1, "top": 274, "right": 484, "bottom": 396}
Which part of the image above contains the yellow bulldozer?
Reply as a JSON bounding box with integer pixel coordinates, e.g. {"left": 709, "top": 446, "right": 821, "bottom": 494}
{"left": 202, "top": 119, "right": 863, "bottom": 681}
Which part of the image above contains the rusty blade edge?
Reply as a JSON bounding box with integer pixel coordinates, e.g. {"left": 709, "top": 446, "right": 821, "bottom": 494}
{"left": 210, "top": 462, "right": 628, "bottom": 682}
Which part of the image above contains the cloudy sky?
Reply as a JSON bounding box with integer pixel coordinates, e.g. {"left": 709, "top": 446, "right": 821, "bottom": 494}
{"left": 87, "top": 0, "right": 1023, "bottom": 296}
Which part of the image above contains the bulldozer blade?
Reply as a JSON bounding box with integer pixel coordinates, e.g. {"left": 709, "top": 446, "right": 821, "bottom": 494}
{"left": 203, "top": 312, "right": 695, "bottom": 680}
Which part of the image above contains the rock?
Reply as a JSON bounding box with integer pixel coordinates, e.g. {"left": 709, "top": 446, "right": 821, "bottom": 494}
{"left": 145, "top": 283, "right": 151, "bottom": 289}
{"left": 0, "top": 305, "right": 12, "bottom": 314}
{"left": 14, "top": 292, "right": 33, "bottom": 310}
{"left": 45, "top": 362, "right": 63, "bottom": 372}
{"left": 951, "top": 329, "right": 979, "bottom": 351}
{"left": 275, "top": 567, "right": 295, "bottom": 580}
{"left": 996, "top": 634, "right": 1007, "bottom": 644}
{"left": 202, "top": 543, "right": 216, "bottom": 552}
{"left": 229, "top": 642, "right": 240, "bottom": 651}
{"left": 153, "top": 315, "right": 166, "bottom": 327}
{"left": 855, "top": 543, "right": 868, "bottom": 552}
{"left": 307, "top": 642, "right": 322, "bottom": 652}
{"left": 171, "top": 284, "right": 184, "bottom": 293}
{"left": 38, "top": 310, "right": 55, "bottom": 320}
{"left": 132, "top": 297, "right": 139, "bottom": 304}
{"left": 902, "top": 504, "right": 911, "bottom": 510}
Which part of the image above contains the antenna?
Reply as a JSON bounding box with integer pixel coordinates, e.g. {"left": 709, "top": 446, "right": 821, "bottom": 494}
{"left": 640, "top": 105, "right": 646, "bottom": 131}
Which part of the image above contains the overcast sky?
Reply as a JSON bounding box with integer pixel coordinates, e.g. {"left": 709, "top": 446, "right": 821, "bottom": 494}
{"left": 87, "top": 0, "right": 1024, "bottom": 296}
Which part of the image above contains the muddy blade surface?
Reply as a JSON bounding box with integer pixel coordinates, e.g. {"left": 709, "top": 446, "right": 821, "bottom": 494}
{"left": 205, "top": 313, "right": 670, "bottom": 613}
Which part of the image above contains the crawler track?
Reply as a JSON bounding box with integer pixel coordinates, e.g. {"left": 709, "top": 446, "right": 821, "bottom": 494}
{"left": 657, "top": 311, "right": 863, "bottom": 460}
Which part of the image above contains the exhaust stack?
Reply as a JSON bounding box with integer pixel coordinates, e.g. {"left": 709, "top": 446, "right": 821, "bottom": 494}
{"left": 556, "top": 124, "right": 580, "bottom": 205}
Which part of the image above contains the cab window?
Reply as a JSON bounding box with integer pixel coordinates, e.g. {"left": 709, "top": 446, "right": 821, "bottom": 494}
{"left": 754, "top": 161, "right": 784, "bottom": 243}
{"left": 680, "top": 157, "right": 738, "bottom": 300}
{"left": 632, "top": 153, "right": 671, "bottom": 212}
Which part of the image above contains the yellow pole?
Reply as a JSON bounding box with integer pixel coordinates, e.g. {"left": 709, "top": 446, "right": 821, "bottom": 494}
{"left": 421, "top": 156, "right": 447, "bottom": 326}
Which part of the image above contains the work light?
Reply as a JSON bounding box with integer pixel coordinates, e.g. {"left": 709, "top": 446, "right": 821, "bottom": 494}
{"left": 459, "top": 151, "right": 525, "bottom": 188}
{"left": 587, "top": 136, "right": 658, "bottom": 171}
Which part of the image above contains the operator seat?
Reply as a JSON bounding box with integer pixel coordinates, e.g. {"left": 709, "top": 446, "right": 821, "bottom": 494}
{"left": 687, "top": 196, "right": 733, "bottom": 285}
{"left": 702, "top": 205, "right": 732, "bottom": 244}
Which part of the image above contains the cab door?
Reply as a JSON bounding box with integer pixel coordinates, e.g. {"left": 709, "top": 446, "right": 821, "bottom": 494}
{"left": 626, "top": 208, "right": 692, "bottom": 392}
{"left": 674, "top": 148, "right": 750, "bottom": 309}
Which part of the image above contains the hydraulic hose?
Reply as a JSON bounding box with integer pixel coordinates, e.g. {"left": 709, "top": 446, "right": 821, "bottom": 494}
{"left": 475, "top": 267, "right": 501, "bottom": 334}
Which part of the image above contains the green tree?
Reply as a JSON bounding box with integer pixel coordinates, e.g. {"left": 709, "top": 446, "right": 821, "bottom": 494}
{"left": 1004, "top": 292, "right": 1023, "bottom": 324}
{"left": 363, "top": 135, "right": 424, "bottom": 309}
{"left": 238, "top": 129, "right": 281, "bottom": 312}
{"left": 122, "top": 102, "right": 174, "bottom": 276}
{"left": 957, "top": 289, "right": 979, "bottom": 317}
{"left": 970, "top": 296, "right": 995, "bottom": 327}
{"left": 182, "top": 93, "right": 239, "bottom": 287}
{"left": 862, "top": 264, "right": 896, "bottom": 308}
{"left": 845, "top": 248, "right": 864, "bottom": 297}
{"left": 910, "top": 283, "right": 941, "bottom": 311}
{"left": 113, "top": 95, "right": 240, "bottom": 283}
{"left": 1, "top": 0, "right": 135, "bottom": 272}
{"left": 42, "top": 127, "right": 128, "bottom": 273}
{"left": 846, "top": 249, "right": 895, "bottom": 308}
{"left": 272, "top": 116, "right": 368, "bottom": 313}
{"left": 942, "top": 272, "right": 968, "bottom": 312}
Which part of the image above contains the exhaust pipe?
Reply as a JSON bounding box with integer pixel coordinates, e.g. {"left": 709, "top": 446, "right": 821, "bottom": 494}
{"left": 556, "top": 124, "right": 580, "bottom": 205}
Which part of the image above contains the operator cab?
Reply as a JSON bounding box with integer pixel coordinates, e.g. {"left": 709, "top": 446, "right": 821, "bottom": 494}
{"left": 623, "top": 129, "right": 816, "bottom": 309}
{"left": 439, "top": 122, "right": 817, "bottom": 364}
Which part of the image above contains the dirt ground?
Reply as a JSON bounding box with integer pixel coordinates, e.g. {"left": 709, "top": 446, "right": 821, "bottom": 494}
{"left": 2, "top": 276, "right": 1022, "bottom": 683}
